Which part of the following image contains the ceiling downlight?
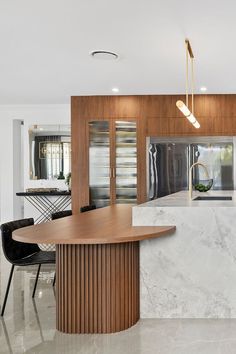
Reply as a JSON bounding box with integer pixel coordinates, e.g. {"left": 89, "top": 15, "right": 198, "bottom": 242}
{"left": 90, "top": 50, "right": 119, "bottom": 61}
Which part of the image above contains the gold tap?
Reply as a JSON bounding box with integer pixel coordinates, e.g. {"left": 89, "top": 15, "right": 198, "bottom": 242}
{"left": 189, "top": 162, "right": 210, "bottom": 200}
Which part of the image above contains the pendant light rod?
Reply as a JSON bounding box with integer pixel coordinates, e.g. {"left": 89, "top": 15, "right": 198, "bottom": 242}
{"left": 186, "top": 41, "right": 189, "bottom": 107}
{"left": 191, "top": 56, "right": 194, "bottom": 115}
{"left": 176, "top": 39, "right": 200, "bottom": 129}
{"left": 185, "top": 39, "right": 194, "bottom": 59}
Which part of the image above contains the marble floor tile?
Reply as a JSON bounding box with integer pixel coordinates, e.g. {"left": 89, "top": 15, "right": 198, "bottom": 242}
{"left": 1, "top": 250, "right": 236, "bottom": 354}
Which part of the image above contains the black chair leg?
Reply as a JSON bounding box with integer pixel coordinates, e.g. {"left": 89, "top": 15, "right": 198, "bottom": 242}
{"left": 1, "top": 265, "right": 15, "bottom": 316}
{"left": 53, "top": 272, "right": 56, "bottom": 287}
{"left": 32, "top": 264, "right": 41, "bottom": 298}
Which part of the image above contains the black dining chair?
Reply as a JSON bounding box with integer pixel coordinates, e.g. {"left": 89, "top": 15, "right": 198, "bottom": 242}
{"left": 51, "top": 210, "right": 72, "bottom": 220}
{"left": 51, "top": 205, "right": 96, "bottom": 220}
{"left": 51, "top": 210, "right": 72, "bottom": 286}
{"left": 80, "top": 205, "right": 96, "bottom": 213}
{"left": 0, "top": 218, "right": 56, "bottom": 316}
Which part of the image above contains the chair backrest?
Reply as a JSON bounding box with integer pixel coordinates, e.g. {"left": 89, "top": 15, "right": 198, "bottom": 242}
{"left": 51, "top": 210, "right": 72, "bottom": 220}
{"left": 80, "top": 205, "right": 96, "bottom": 213}
{"left": 0, "top": 218, "right": 40, "bottom": 264}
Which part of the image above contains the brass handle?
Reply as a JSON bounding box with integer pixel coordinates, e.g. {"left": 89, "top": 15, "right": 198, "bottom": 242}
{"left": 110, "top": 168, "right": 116, "bottom": 178}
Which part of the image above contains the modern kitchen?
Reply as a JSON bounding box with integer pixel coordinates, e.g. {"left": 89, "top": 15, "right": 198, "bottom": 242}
{"left": 4, "top": 95, "right": 236, "bottom": 353}
{"left": 2, "top": 1, "right": 236, "bottom": 353}
{"left": 69, "top": 91, "right": 236, "bottom": 336}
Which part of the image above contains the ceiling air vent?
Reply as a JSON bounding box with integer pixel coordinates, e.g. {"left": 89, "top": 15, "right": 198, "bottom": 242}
{"left": 90, "top": 50, "right": 119, "bottom": 60}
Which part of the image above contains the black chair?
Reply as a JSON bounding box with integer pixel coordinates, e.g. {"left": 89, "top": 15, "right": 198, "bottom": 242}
{"left": 51, "top": 210, "right": 73, "bottom": 286}
{"left": 80, "top": 205, "right": 96, "bottom": 213}
{"left": 0, "top": 218, "right": 55, "bottom": 316}
{"left": 51, "top": 210, "right": 72, "bottom": 220}
{"left": 51, "top": 206, "right": 96, "bottom": 220}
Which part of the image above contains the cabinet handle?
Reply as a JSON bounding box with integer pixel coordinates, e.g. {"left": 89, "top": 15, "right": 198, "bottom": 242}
{"left": 109, "top": 168, "right": 116, "bottom": 178}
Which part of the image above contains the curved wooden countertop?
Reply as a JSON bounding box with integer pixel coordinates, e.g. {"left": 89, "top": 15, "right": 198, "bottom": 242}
{"left": 13, "top": 204, "right": 176, "bottom": 244}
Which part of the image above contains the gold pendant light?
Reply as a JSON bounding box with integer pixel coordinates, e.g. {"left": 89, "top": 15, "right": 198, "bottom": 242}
{"left": 176, "top": 39, "right": 200, "bottom": 129}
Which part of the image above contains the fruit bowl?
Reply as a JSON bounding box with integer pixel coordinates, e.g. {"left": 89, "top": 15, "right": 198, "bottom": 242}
{"left": 194, "top": 179, "right": 213, "bottom": 192}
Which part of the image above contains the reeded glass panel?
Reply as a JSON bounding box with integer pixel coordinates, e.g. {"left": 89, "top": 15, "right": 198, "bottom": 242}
{"left": 89, "top": 121, "right": 110, "bottom": 207}
{"left": 115, "top": 121, "right": 137, "bottom": 204}
{"left": 191, "top": 143, "right": 233, "bottom": 190}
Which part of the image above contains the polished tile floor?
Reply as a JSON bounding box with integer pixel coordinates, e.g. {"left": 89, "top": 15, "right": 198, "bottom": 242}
{"left": 1, "top": 251, "right": 236, "bottom": 354}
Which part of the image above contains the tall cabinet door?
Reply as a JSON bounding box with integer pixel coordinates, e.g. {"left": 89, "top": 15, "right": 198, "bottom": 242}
{"left": 89, "top": 121, "right": 111, "bottom": 208}
{"left": 114, "top": 120, "right": 137, "bottom": 204}
{"left": 88, "top": 119, "right": 137, "bottom": 208}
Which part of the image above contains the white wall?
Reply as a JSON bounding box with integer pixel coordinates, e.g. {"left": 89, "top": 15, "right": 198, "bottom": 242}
{"left": 13, "top": 119, "right": 24, "bottom": 219}
{"left": 0, "top": 104, "right": 70, "bottom": 222}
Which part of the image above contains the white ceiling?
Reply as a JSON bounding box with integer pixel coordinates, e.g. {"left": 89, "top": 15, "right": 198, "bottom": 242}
{"left": 1, "top": 0, "right": 236, "bottom": 104}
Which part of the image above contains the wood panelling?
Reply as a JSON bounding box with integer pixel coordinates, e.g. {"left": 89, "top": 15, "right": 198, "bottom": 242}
{"left": 143, "top": 94, "right": 236, "bottom": 118}
{"left": 71, "top": 97, "right": 88, "bottom": 213}
{"left": 72, "top": 95, "right": 142, "bottom": 119}
{"left": 71, "top": 96, "right": 146, "bottom": 211}
{"left": 144, "top": 95, "right": 185, "bottom": 118}
{"left": 147, "top": 115, "right": 236, "bottom": 136}
{"left": 147, "top": 116, "right": 216, "bottom": 136}
{"left": 145, "top": 95, "right": 236, "bottom": 136}
{"left": 71, "top": 94, "right": 236, "bottom": 212}
{"left": 136, "top": 104, "right": 147, "bottom": 203}
{"left": 56, "top": 242, "right": 140, "bottom": 333}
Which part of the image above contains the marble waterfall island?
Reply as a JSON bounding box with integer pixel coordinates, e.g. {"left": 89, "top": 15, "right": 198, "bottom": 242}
{"left": 132, "top": 190, "right": 236, "bottom": 319}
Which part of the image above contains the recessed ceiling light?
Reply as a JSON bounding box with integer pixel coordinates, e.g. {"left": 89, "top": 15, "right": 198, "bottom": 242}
{"left": 200, "top": 87, "right": 207, "bottom": 92}
{"left": 90, "top": 50, "right": 119, "bottom": 60}
{"left": 112, "top": 87, "right": 119, "bottom": 93}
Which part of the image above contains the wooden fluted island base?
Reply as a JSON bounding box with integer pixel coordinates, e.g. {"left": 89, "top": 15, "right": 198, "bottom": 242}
{"left": 13, "top": 205, "right": 176, "bottom": 334}
{"left": 56, "top": 242, "right": 140, "bottom": 334}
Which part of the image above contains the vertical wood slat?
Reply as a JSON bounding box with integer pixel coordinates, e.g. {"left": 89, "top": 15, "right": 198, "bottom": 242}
{"left": 101, "top": 245, "right": 107, "bottom": 333}
{"left": 110, "top": 244, "right": 116, "bottom": 331}
{"left": 93, "top": 244, "right": 98, "bottom": 333}
{"left": 106, "top": 244, "right": 111, "bottom": 331}
{"left": 71, "top": 245, "right": 76, "bottom": 333}
{"left": 84, "top": 245, "right": 89, "bottom": 333}
{"left": 80, "top": 245, "right": 85, "bottom": 333}
{"left": 56, "top": 242, "right": 140, "bottom": 333}
{"left": 97, "top": 244, "right": 102, "bottom": 333}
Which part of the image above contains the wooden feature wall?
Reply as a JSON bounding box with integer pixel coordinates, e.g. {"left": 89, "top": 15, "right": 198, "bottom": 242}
{"left": 145, "top": 95, "right": 236, "bottom": 136}
{"left": 56, "top": 242, "right": 140, "bottom": 333}
{"left": 71, "top": 95, "right": 146, "bottom": 213}
{"left": 71, "top": 94, "right": 236, "bottom": 212}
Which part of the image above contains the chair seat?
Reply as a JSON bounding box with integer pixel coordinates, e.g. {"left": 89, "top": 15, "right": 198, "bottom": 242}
{"left": 1, "top": 218, "right": 56, "bottom": 316}
{"left": 13, "top": 251, "right": 55, "bottom": 266}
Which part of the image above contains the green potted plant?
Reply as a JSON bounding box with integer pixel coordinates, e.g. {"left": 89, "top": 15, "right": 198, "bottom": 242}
{"left": 65, "top": 172, "right": 71, "bottom": 191}
{"left": 57, "top": 171, "right": 65, "bottom": 180}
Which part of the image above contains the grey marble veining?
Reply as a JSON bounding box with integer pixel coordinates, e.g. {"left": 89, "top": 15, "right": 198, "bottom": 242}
{"left": 133, "top": 191, "right": 236, "bottom": 319}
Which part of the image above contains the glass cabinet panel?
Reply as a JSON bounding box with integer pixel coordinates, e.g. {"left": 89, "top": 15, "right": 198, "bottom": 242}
{"left": 115, "top": 121, "right": 137, "bottom": 204}
{"left": 191, "top": 143, "right": 233, "bottom": 190}
{"left": 89, "top": 121, "right": 110, "bottom": 207}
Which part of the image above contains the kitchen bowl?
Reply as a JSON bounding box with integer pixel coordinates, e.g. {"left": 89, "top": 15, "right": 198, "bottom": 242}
{"left": 194, "top": 179, "right": 213, "bottom": 192}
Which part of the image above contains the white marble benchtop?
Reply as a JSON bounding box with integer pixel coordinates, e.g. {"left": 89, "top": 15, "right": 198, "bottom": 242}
{"left": 135, "top": 190, "right": 236, "bottom": 208}
{"left": 132, "top": 190, "right": 236, "bottom": 319}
